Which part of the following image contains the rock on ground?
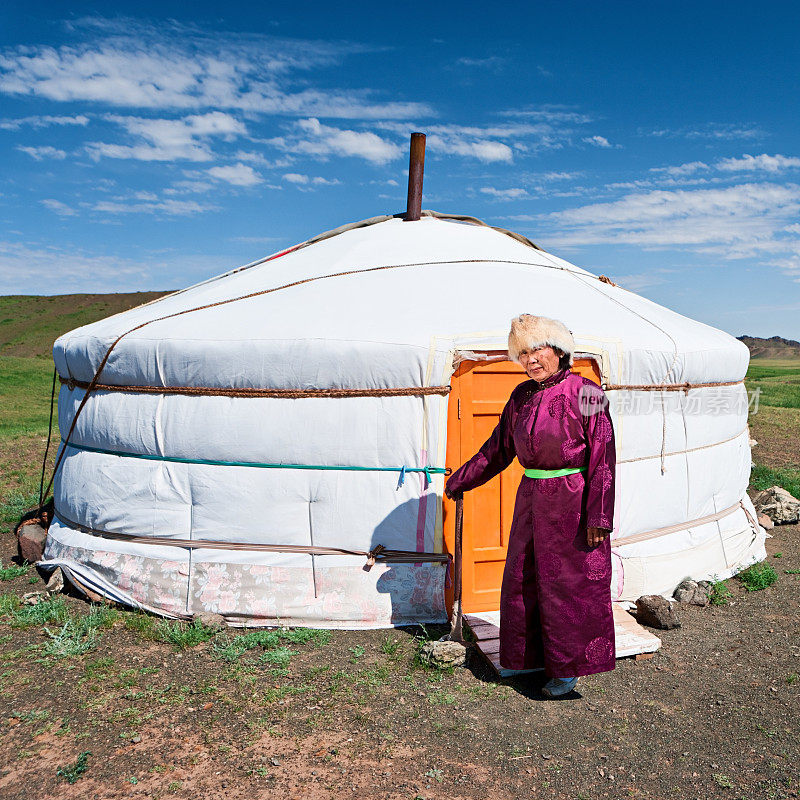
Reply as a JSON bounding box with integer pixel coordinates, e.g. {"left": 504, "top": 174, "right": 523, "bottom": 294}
{"left": 45, "top": 567, "right": 64, "bottom": 594}
{"left": 17, "top": 523, "right": 47, "bottom": 563}
{"left": 757, "top": 513, "right": 775, "bottom": 530}
{"left": 753, "top": 486, "right": 800, "bottom": 525}
{"left": 673, "top": 579, "right": 712, "bottom": 606}
{"left": 419, "top": 640, "right": 467, "bottom": 669}
{"left": 635, "top": 595, "right": 681, "bottom": 629}
{"left": 192, "top": 612, "right": 228, "bottom": 630}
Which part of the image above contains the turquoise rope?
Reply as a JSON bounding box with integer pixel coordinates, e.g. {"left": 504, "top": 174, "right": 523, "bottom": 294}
{"left": 61, "top": 440, "right": 447, "bottom": 486}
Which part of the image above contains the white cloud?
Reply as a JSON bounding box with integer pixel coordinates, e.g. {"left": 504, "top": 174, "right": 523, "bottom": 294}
{"left": 282, "top": 173, "right": 340, "bottom": 190}
{"left": 582, "top": 135, "right": 614, "bottom": 148}
{"left": 0, "top": 25, "right": 431, "bottom": 118}
{"left": 17, "top": 145, "right": 67, "bottom": 160}
{"left": 650, "top": 161, "right": 710, "bottom": 177}
{"left": 163, "top": 179, "right": 214, "bottom": 195}
{"left": 376, "top": 119, "right": 585, "bottom": 161}
{"left": 497, "top": 106, "right": 592, "bottom": 124}
{"left": 480, "top": 187, "right": 528, "bottom": 200}
{"left": 93, "top": 198, "right": 216, "bottom": 216}
{"left": 0, "top": 240, "right": 152, "bottom": 293}
{"left": 431, "top": 135, "right": 512, "bottom": 163}
{"left": 0, "top": 237, "right": 234, "bottom": 293}
{"left": 646, "top": 124, "right": 766, "bottom": 141}
{"left": 270, "top": 118, "right": 402, "bottom": 165}
{"left": 207, "top": 163, "right": 263, "bottom": 186}
{"left": 41, "top": 199, "right": 77, "bottom": 216}
{"left": 0, "top": 114, "right": 89, "bottom": 130}
{"left": 87, "top": 111, "right": 246, "bottom": 162}
{"left": 715, "top": 153, "right": 800, "bottom": 174}
{"left": 453, "top": 56, "right": 505, "bottom": 70}
{"left": 283, "top": 173, "right": 311, "bottom": 184}
{"left": 540, "top": 183, "right": 800, "bottom": 280}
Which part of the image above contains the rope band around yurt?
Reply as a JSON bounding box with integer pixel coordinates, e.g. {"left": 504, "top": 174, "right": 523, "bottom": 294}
{"left": 58, "top": 377, "right": 451, "bottom": 399}
{"left": 42, "top": 255, "right": 578, "bottom": 502}
{"left": 60, "top": 441, "right": 449, "bottom": 486}
{"left": 604, "top": 379, "right": 744, "bottom": 392}
{"left": 52, "top": 510, "right": 450, "bottom": 566}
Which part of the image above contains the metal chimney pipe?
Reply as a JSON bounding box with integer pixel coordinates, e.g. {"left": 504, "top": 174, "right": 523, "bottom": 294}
{"left": 405, "top": 132, "right": 426, "bottom": 221}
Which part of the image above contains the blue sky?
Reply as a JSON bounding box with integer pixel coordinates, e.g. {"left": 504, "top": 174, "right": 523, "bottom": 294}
{"left": 1, "top": 2, "right": 799, "bottom": 339}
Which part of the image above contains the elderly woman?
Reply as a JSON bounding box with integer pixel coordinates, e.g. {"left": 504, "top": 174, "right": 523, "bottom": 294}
{"left": 445, "top": 315, "right": 616, "bottom": 698}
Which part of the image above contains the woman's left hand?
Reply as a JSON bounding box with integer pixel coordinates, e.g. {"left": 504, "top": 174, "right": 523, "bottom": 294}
{"left": 587, "top": 526, "right": 611, "bottom": 547}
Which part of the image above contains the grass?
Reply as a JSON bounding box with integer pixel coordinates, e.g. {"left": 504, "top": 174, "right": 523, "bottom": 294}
{"left": 154, "top": 619, "right": 218, "bottom": 649}
{"left": 746, "top": 361, "right": 800, "bottom": 410}
{"left": 56, "top": 750, "right": 91, "bottom": 784}
{"left": 212, "top": 628, "right": 331, "bottom": 662}
{"left": 709, "top": 579, "right": 732, "bottom": 606}
{"left": 737, "top": 563, "right": 779, "bottom": 592}
{"left": 0, "top": 488, "right": 41, "bottom": 528}
{"left": 750, "top": 464, "right": 800, "bottom": 499}
{"left": 6, "top": 595, "right": 70, "bottom": 628}
{"left": 0, "top": 561, "right": 30, "bottom": 581}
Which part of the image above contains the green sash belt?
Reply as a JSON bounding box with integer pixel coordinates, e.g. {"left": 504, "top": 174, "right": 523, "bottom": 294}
{"left": 523, "top": 466, "right": 586, "bottom": 479}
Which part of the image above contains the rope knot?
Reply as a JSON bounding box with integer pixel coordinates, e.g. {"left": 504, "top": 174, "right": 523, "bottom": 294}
{"left": 366, "top": 544, "right": 386, "bottom": 567}
{"left": 66, "top": 378, "right": 76, "bottom": 391}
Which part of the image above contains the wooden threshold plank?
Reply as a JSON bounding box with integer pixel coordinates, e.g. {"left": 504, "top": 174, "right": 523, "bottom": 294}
{"left": 469, "top": 602, "right": 661, "bottom": 677}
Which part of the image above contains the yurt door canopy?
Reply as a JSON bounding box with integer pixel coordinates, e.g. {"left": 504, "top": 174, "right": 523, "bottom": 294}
{"left": 40, "top": 132, "right": 765, "bottom": 628}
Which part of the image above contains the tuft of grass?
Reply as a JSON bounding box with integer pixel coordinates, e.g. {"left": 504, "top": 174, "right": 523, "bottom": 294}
{"left": 258, "top": 647, "right": 296, "bottom": 668}
{"left": 0, "top": 562, "right": 30, "bottom": 581}
{"left": 212, "top": 628, "right": 330, "bottom": 662}
{"left": 348, "top": 645, "right": 365, "bottom": 663}
{"left": 750, "top": 464, "right": 800, "bottom": 500}
{"left": 8, "top": 595, "right": 69, "bottom": 628}
{"left": 56, "top": 751, "right": 91, "bottom": 784}
{"left": 709, "top": 579, "right": 732, "bottom": 606}
{"left": 44, "top": 618, "right": 99, "bottom": 657}
{"left": 43, "top": 607, "right": 117, "bottom": 657}
{"left": 123, "top": 611, "right": 158, "bottom": 638}
{"left": 0, "top": 489, "right": 41, "bottom": 527}
{"left": 712, "top": 773, "right": 735, "bottom": 789}
{"left": 737, "top": 562, "right": 779, "bottom": 592}
{"left": 154, "top": 619, "right": 217, "bottom": 650}
{"left": 0, "top": 594, "right": 21, "bottom": 615}
{"left": 380, "top": 636, "right": 401, "bottom": 656}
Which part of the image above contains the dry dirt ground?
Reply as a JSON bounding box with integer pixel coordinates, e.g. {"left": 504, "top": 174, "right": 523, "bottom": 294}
{"left": 0, "top": 439, "right": 798, "bottom": 799}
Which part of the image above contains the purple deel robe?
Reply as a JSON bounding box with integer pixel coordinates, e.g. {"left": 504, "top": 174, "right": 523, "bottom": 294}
{"left": 446, "top": 367, "right": 616, "bottom": 677}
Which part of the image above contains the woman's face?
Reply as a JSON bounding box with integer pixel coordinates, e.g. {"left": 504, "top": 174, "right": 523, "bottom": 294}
{"left": 518, "top": 346, "right": 562, "bottom": 382}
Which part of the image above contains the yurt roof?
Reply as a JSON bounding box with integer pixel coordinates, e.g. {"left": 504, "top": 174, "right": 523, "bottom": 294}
{"left": 54, "top": 214, "right": 748, "bottom": 389}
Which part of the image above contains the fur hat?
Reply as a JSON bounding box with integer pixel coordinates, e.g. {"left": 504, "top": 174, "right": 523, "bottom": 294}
{"left": 507, "top": 314, "right": 575, "bottom": 366}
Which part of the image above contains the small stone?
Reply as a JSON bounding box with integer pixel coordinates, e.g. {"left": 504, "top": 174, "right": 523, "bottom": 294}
{"left": 45, "top": 567, "right": 64, "bottom": 594}
{"left": 753, "top": 486, "right": 800, "bottom": 525}
{"left": 635, "top": 595, "right": 681, "bottom": 630}
{"left": 419, "top": 639, "right": 467, "bottom": 669}
{"left": 673, "top": 579, "right": 711, "bottom": 606}
{"left": 17, "top": 523, "right": 47, "bottom": 564}
{"left": 541, "top": 754, "right": 551, "bottom": 760}
{"left": 131, "top": 735, "right": 142, "bottom": 744}
{"left": 22, "top": 591, "right": 47, "bottom": 606}
{"left": 270, "top": 757, "right": 281, "bottom": 767}
{"left": 192, "top": 612, "right": 227, "bottom": 630}
{"left": 757, "top": 514, "right": 774, "bottom": 530}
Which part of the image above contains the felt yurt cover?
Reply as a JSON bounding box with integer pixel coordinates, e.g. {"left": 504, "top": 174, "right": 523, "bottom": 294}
{"left": 42, "top": 213, "right": 766, "bottom": 627}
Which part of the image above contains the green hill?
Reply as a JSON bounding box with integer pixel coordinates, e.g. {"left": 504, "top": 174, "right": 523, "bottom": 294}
{"left": 738, "top": 335, "right": 800, "bottom": 360}
{"left": 0, "top": 292, "right": 170, "bottom": 359}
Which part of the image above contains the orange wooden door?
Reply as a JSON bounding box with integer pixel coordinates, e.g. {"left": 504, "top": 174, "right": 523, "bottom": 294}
{"left": 443, "top": 357, "right": 601, "bottom": 614}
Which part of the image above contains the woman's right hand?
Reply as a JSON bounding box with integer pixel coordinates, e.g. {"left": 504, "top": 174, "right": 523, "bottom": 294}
{"left": 444, "top": 485, "right": 463, "bottom": 501}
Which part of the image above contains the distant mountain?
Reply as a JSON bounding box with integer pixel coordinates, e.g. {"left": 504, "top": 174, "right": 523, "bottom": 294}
{"left": 738, "top": 335, "right": 800, "bottom": 360}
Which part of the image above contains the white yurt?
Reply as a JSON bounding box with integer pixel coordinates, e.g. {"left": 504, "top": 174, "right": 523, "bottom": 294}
{"left": 41, "top": 210, "right": 766, "bottom": 628}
